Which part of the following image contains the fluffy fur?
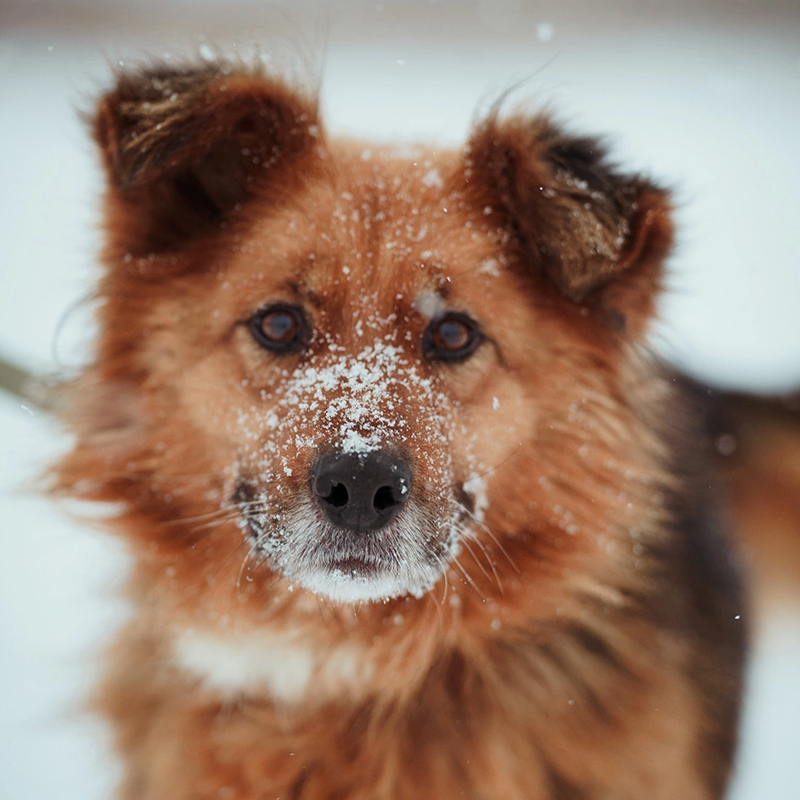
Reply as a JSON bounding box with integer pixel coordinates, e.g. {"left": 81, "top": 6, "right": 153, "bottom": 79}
{"left": 52, "top": 61, "right": 745, "bottom": 799}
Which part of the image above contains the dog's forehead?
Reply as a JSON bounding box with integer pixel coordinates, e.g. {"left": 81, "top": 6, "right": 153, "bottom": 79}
{"left": 231, "top": 146, "right": 506, "bottom": 309}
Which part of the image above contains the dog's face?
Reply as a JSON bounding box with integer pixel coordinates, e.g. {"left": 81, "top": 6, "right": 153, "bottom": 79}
{"left": 121, "top": 150, "right": 543, "bottom": 603}
{"left": 61, "top": 64, "right": 672, "bottom": 613}
{"left": 215, "top": 163, "right": 523, "bottom": 603}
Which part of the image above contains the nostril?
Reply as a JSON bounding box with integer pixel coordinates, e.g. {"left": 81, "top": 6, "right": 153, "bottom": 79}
{"left": 311, "top": 451, "right": 412, "bottom": 531}
{"left": 324, "top": 482, "right": 349, "bottom": 508}
{"left": 373, "top": 485, "right": 397, "bottom": 512}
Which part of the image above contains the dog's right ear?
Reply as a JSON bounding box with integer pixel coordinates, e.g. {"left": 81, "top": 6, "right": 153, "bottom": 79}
{"left": 94, "top": 62, "right": 321, "bottom": 257}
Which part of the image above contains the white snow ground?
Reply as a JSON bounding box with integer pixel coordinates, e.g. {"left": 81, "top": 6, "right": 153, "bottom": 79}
{"left": 1, "top": 1, "right": 799, "bottom": 797}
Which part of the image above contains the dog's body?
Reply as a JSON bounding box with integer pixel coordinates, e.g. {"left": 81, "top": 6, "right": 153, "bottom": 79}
{"left": 53, "top": 63, "right": 745, "bottom": 799}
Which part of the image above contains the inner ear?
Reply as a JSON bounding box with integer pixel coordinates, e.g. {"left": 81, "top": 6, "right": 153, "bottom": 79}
{"left": 174, "top": 136, "right": 252, "bottom": 221}
{"left": 95, "top": 64, "right": 321, "bottom": 257}
{"left": 117, "top": 134, "right": 258, "bottom": 254}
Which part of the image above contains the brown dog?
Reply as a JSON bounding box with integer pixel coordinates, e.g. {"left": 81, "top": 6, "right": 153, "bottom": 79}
{"left": 52, "top": 61, "right": 745, "bottom": 799}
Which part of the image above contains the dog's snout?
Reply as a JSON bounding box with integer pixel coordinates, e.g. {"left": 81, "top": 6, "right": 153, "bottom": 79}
{"left": 312, "top": 451, "right": 412, "bottom": 531}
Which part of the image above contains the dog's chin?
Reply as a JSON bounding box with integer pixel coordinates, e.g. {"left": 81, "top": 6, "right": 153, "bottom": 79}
{"left": 265, "top": 546, "right": 449, "bottom": 604}
{"left": 288, "top": 562, "right": 431, "bottom": 604}
{"left": 236, "top": 493, "right": 461, "bottom": 604}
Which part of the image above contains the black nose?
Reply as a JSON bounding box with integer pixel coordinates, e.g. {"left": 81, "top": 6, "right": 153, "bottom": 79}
{"left": 311, "top": 451, "right": 412, "bottom": 532}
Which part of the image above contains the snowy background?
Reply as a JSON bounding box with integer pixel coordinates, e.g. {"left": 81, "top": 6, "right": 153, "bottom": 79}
{"left": 1, "top": 0, "right": 799, "bottom": 797}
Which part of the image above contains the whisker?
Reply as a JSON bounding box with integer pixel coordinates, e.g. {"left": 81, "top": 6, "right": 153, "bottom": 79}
{"left": 458, "top": 534, "right": 496, "bottom": 589}
{"left": 159, "top": 507, "right": 240, "bottom": 527}
{"left": 444, "top": 442, "right": 524, "bottom": 494}
{"left": 158, "top": 496, "right": 275, "bottom": 535}
{"left": 476, "top": 521, "right": 520, "bottom": 575}
{"left": 208, "top": 537, "right": 253, "bottom": 587}
{"left": 451, "top": 555, "right": 485, "bottom": 600}
{"left": 184, "top": 511, "right": 245, "bottom": 533}
{"left": 439, "top": 555, "right": 451, "bottom": 606}
{"left": 236, "top": 539, "right": 262, "bottom": 595}
{"left": 453, "top": 498, "right": 521, "bottom": 576}
{"left": 426, "top": 555, "right": 447, "bottom": 631}
{"left": 463, "top": 527, "right": 504, "bottom": 594}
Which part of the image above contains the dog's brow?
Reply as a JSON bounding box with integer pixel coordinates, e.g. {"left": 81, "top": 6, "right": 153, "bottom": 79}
{"left": 413, "top": 290, "right": 446, "bottom": 320}
{"left": 280, "top": 279, "right": 323, "bottom": 309}
{"left": 434, "top": 279, "right": 452, "bottom": 300}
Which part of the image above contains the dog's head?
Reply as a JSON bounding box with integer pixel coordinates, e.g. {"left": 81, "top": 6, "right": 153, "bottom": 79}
{"left": 58, "top": 63, "right": 671, "bottom": 610}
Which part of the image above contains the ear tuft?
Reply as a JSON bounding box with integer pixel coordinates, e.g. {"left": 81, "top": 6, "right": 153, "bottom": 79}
{"left": 466, "top": 113, "right": 673, "bottom": 310}
{"left": 93, "top": 61, "right": 321, "bottom": 254}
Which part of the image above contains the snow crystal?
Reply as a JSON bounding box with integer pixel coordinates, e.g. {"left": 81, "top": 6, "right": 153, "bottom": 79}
{"left": 715, "top": 433, "right": 737, "bottom": 456}
{"left": 421, "top": 168, "right": 444, "bottom": 189}
{"left": 412, "top": 290, "right": 444, "bottom": 320}
{"left": 479, "top": 258, "right": 500, "bottom": 277}
{"left": 341, "top": 428, "right": 378, "bottom": 455}
{"left": 462, "top": 473, "right": 489, "bottom": 523}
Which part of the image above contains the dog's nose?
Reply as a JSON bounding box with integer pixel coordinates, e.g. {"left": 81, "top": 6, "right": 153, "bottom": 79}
{"left": 311, "top": 451, "right": 412, "bottom": 531}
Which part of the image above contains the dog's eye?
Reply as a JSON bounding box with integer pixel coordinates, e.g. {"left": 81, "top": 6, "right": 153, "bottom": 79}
{"left": 248, "top": 305, "right": 308, "bottom": 352}
{"left": 425, "top": 313, "right": 482, "bottom": 361}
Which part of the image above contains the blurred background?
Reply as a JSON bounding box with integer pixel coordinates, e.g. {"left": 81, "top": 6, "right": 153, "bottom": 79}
{"left": 0, "top": 0, "right": 798, "bottom": 797}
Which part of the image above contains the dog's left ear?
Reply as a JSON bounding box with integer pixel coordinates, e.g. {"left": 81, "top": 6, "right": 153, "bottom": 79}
{"left": 466, "top": 114, "right": 673, "bottom": 334}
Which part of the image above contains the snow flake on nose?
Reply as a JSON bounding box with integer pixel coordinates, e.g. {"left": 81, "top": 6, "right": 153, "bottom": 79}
{"left": 254, "top": 337, "right": 452, "bottom": 458}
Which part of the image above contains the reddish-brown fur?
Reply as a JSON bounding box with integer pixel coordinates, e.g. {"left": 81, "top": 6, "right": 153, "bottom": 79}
{"left": 52, "top": 62, "right": 745, "bottom": 799}
{"left": 693, "top": 386, "right": 800, "bottom": 614}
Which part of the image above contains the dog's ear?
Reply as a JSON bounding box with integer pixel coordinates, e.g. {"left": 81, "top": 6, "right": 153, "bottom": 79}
{"left": 466, "top": 114, "right": 673, "bottom": 333}
{"left": 94, "top": 62, "right": 321, "bottom": 256}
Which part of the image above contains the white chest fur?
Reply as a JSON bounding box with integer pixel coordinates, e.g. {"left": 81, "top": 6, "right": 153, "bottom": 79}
{"left": 173, "top": 628, "right": 370, "bottom": 705}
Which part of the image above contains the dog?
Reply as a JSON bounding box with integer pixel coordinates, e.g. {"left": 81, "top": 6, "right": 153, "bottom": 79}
{"left": 51, "top": 60, "right": 746, "bottom": 799}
